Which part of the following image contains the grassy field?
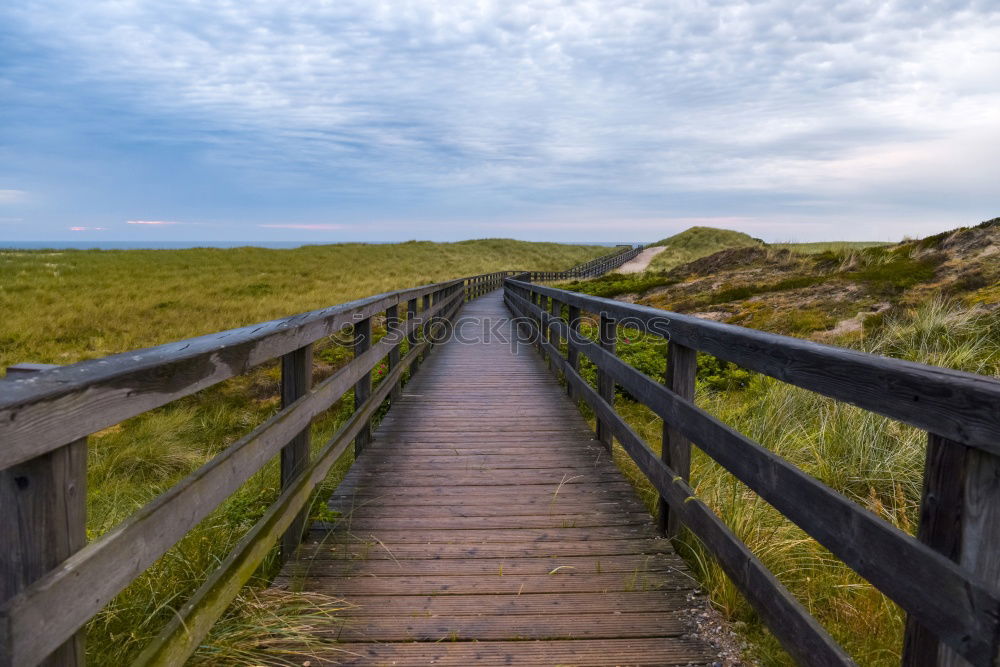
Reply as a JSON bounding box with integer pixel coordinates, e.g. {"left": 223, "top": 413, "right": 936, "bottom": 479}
{"left": 559, "top": 221, "right": 1000, "bottom": 664}
{"left": 772, "top": 240, "right": 893, "bottom": 254}
{"left": 0, "top": 239, "right": 608, "bottom": 665}
{"left": 645, "top": 226, "right": 763, "bottom": 272}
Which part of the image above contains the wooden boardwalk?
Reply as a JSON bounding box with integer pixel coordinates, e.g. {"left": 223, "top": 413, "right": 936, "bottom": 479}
{"left": 277, "top": 291, "right": 717, "bottom": 665}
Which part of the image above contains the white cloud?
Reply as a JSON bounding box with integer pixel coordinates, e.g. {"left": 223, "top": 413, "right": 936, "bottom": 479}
{"left": 3, "top": 0, "right": 999, "bottom": 237}
{"left": 126, "top": 219, "right": 179, "bottom": 225}
{"left": 258, "top": 223, "right": 347, "bottom": 230}
{"left": 0, "top": 189, "right": 28, "bottom": 204}
{"left": 68, "top": 226, "right": 107, "bottom": 231}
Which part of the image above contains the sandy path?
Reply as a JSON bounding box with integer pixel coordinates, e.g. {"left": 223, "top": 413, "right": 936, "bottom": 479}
{"left": 615, "top": 246, "right": 667, "bottom": 273}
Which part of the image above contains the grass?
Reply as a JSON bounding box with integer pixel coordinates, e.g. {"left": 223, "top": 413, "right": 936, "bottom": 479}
{"left": 772, "top": 241, "right": 891, "bottom": 255}
{"left": 0, "top": 239, "right": 608, "bottom": 369}
{"left": 589, "top": 299, "right": 999, "bottom": 664}
{"left": 645, "top": 226, "right": 763, "bottom": 272}
{"left": 0, "top": 238, "right": 608, "bottom": 665}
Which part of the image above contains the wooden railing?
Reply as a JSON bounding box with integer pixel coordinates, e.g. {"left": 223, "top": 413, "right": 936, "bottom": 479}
{"left": 522, "top": 244, "right": 644, "bottom": 281}
{"left": 0, "top": 270, "right": 523, "bottom": 667}
{"left": 504, "top": 278, "right": 1000, "bottom": 667}
{"left": 0, "top": 242, "right": 635, "bottom": 666}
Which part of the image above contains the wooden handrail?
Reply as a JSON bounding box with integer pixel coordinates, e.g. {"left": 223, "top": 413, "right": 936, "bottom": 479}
{"left": 504, "top": 278, "right": 1000, "bottom": 667}
{"left": 0, "top": 269, "right": 508, "bottom": 667}
{"left": 0, "top": 249, "right": 708, "bottom": 665}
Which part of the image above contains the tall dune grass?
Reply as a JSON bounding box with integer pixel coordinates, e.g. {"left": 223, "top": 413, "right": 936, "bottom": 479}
{"left": 609, "top": 300, "right": 998, "bottom": 664}
{"left": 0, "top": 239, "right": 607, "bottom": 664}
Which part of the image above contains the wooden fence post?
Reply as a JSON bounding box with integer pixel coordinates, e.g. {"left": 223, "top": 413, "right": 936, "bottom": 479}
{"left": 420, "top": 293, "right": 431, "bottom": 361}
{"left": 658, "top": 343, "right": 697, "bottom": 538}
{"left": 596, "top": 313, "right": 616, "bottom": 451}
{"left": 386, "top": 305, "right": 402, "bottom": 403}
{"left": 406, "top": 297, "right": 419, "bottom": 374}
{"left": 902, "top": 435, "right": 1000, "bottom": 666}
{"left": 354, "top": 317, "right": 372, "bottom": 454}
{"left": 279, "top": 344, "right": 312, "bottom": 560}
{"left": 567, "top": 305, "right": 581, "bottom": 399}
{"left": 548, "top": 297, "right": 560, "bottom": 371}
{"left": 0, "top": 364, "right": 86, "bottom": 666}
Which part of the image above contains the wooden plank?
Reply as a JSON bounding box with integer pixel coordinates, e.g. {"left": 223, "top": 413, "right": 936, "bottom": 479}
{"left": 660, "top": 342, "right": 696, "bottom": 538}
{"left": 903, "top": 434, "right": 968, "bottom": 666}
{"left": 0, "top": 364, "right": 85, "bottom": 667}
{"left": 324, "top": 611, "right": 690, "bottom": 641}
{"left": 283, "top": 553, "right": 683, "bottom": 577}
{"left": 334, "top": 591, "right": 691, "bottom": 615}
{"left": 303, "top": 540, "right": 674, "bottom": 561}
{"left": 353, "top": 317, "right": 372, "bottom": 454}
{"left": 509, "top": 279, "right": 1000, "bottom": 453}
{"left": 280, "top": 343, "right": 312, "bottom": 561}
{"left": 597, "top": 312, "right": 616, "bottom": 450}
{"left": 319, "top": 638, "right": 715, "bottom": 666}
{"left": 386, "top": 304, "right": 401, "bottom": 402}
{"left": 312, "top": 513, "right": 653, "bottom": 531}
{"left": 281, "top": 572, "right": 691, "bottom": 596}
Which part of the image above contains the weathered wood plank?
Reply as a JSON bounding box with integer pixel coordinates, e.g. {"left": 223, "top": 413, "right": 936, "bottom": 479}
{"left": 279, "top": 343, "right": 312, "bottom": 561}
{"left": 0, "top": 363, "right": 86, "bottom": 667}
{"left": 660, "top": 341, "right": 696, "bottom": 538}
{"left": 319, "top": 637, "right": 714, "bottom": 666}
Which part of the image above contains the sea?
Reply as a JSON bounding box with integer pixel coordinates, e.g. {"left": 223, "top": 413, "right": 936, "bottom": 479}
{"left": 0, "top": 240, "right": 626, "bottom": 250}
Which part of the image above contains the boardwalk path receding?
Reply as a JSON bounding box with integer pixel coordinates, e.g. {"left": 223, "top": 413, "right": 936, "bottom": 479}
{"left": 276, "top": 290, "right": 718, "bottom": 665}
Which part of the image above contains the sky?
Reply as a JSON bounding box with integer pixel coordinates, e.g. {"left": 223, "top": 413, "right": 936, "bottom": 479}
{"left": 1, "top": 1, "right": 998, "bottom": 244}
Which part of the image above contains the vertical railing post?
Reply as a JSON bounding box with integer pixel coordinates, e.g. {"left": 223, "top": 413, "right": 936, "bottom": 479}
{"left": 354, "top": 317, "right": 372, "bottom": 454}
{"left": 280, "top": 344, "right": 313, "bottom": 560}
{"left": 420, "top": 293, "right": 431, "bottom": 362}
{"left": 567, "top": 305, "right": 581, "bottom": 399}
{"left": 657, "top": 343, "right": 697, "bottom": 538}
{"left": 386, "top": 304, "right": 402, "bottom": 403}
{"left": 596, "top": 313, "right": 616, "bottom": 451}
{"left": 548, "top": 296, "right": 560, "bottom": 370}
{"left": 0, "top": 364, "right": 86, "bottom": 666}
{"left": 406, "top": 297, "right": 419, "bottom": 373}
{"left": 902, "top": 436, "right": 1000, "bottom": 665}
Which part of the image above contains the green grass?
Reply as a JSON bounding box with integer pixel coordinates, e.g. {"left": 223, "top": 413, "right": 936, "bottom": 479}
{"left": 645, "top": 226, "right": 763, "bottom": 272}
{"left": 772, "top": 241, "right": 891, "bottom": 255}
{"left": 0, "top": 239, "right": 608, "bottom": 665}
{"left": 588, "top": 300, "right": 999, "bottom": 664}
{"left": 0, "top": 239, "right": 608, "bottom": 369}
{"left": 557, "top": 271, "right": 680, "bottom": 298}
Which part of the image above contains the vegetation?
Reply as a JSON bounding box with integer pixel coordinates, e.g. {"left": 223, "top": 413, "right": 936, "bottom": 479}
{"left": 0, "top": 239, "right": 608, "bottom": 665}
{"left": 0, "top": 239, "right": 607, "bottom": 369}
{"left": 645, "top": 226, "right": 763, "bottom": 272}
{"left": 772, "top": 241, "right": 891, "bottom": 254}
{"left": 598, "top": 300, "right": 999, "bottom": 664}
{"left": 559, "top": 219, "right": 1000, "bottom": 663}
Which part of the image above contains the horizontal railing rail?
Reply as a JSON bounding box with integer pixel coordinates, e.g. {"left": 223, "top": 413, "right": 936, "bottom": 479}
{"left": 525, "top": 244, "right": 643, "bottom": 281}
{"left": 504, "top": 277, "right": 1000, "bottom": 667}
{"left": 0, "top": 269, "right": 519, "bottom": 667}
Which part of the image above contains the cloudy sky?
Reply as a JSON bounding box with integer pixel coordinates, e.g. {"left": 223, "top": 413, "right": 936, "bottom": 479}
{"left": 1, "top": 1, "right": 998, "bottom": 243}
